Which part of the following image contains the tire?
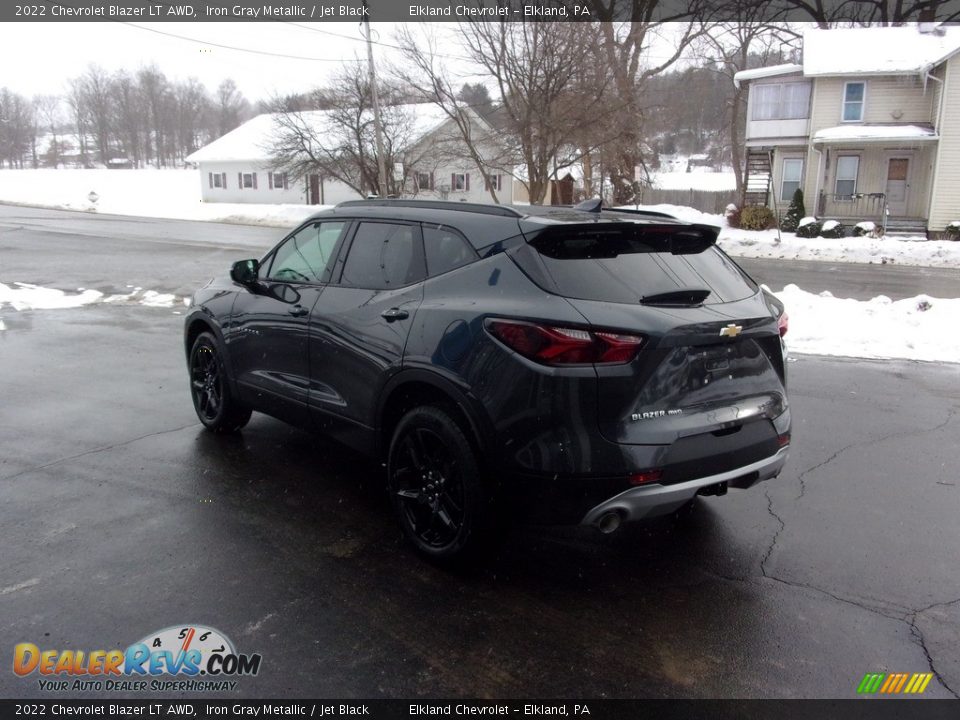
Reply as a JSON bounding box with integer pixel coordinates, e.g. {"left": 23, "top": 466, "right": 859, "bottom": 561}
{"left": 188, "top": 332, "right": 251, "bottom": 433}
{"left": 387, "top": 405, "right": 490, "bottom": 563}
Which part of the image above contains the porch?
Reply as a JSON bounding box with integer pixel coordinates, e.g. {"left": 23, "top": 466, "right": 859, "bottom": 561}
{"left": 811, "top": 124, "right": 938, "bottom": 237}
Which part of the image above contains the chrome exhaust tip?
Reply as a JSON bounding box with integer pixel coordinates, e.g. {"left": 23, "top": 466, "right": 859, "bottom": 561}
{"left": 597, "top": 511, "right": 622, "bottom": 534}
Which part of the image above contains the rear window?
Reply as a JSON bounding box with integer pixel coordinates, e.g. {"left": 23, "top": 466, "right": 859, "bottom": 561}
{"left": 511, "top": 226, "right": 757, "bottom": 305}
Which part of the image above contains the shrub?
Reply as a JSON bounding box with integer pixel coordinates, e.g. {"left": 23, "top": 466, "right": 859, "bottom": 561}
{"left": 795, "top": 218, "right": 821, "bottom": 238}
{"left": 724, "top": 203, "right": 741, "bottom": 229}
{"left": 740, "top": 206, "right": 776, "bottom": 231}
{"left": 946, "top": 222, "right": 960, "bottom": 241}
{"left": 780, "top": 189, "right": 806, "bottom": 232}
{"left": 820, "top": 220, "right": 845, "bottom": 238}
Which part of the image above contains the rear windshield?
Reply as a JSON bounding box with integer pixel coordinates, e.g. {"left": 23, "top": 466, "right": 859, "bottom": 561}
{"left": 510, "top": 226, "right": 757, "bottom": 305}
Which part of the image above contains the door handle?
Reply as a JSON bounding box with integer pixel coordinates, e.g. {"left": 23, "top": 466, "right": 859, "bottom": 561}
{"left": 381, "top": 307, "right": 409, "bottom": 322}
{"left": 288, "top": 305, "right": 309, "bottom": 317}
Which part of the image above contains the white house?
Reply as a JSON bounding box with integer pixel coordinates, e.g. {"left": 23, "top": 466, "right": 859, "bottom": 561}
{"left": 185, "top": 103, "right": 551, "bottom": 206}
{"left": 734, "top": 24, "right": 960, "bottom": 236}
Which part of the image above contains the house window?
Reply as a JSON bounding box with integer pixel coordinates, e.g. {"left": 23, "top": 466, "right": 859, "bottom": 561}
{"left": 835, "top": 156, "right": 859, "bottom": 197}
{"left": 416, "top": 172, "right": 433, "bottom": 191}
{"left": 212, "top": 173, "right": 223, "bottom": 188}
{"left": 752, "top": 82, "right": 811, "bottom": 121}
{"left": 452, "top": 173, "right": 467, "bottom": 191}
{"left": 270, "top": 172, "right": 286, "bottom": 190}
{"left": 485, "top": 174, "right": 502, "bottom": 191}
{"left": 241, "top": 173, "right": 256, "bottom": 189}
{"left": 781, "top": 159, "right": 803, "bottom": 201}
{"left": 843, "top": 82, "right": 865, "bottom": 122}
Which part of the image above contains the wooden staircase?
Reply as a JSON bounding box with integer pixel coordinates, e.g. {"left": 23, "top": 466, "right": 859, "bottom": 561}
{"left": 883, "top": 217, "right": 928, "bottom": 239}
{"left": 743, "top": 150, "right": 772, "bottom": 208}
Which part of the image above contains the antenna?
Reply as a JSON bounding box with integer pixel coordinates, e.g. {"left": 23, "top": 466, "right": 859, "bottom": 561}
{"left": 573, "top": 198, "right": 602, "bottom": 213}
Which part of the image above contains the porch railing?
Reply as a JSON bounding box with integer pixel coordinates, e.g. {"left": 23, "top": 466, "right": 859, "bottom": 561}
{"left": 817, "top": 191, "right": 887, "bottom": 225}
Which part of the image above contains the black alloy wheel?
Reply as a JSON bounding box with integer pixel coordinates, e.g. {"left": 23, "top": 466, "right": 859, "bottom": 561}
{"left": 388, "top": 405, "right": 487, "bottom": 561}
{"left": 189, "top": 332, "right": 251, "bottom": 432}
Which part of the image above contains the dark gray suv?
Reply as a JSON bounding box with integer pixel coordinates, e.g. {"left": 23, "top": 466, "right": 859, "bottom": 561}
{"left": 184, "top": 199, "right": 791, "bottom": 561}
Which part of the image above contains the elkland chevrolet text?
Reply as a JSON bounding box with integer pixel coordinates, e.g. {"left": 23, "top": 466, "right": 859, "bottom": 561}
{"left": 184, "top": 199, "right": 791, "bottom": 561}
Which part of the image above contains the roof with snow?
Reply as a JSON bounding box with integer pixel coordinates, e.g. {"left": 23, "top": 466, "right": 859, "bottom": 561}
{"left": 812, "top": 124, "right": 938, "bottom": 143}
{"left": 803, "top": 25, "right": 960, "bottom": 77}
{"left": 186, "top": 103, "right": 450, "bottom": 164}
{"left": 733, "top": 63, "right": 803, "bottom": 86}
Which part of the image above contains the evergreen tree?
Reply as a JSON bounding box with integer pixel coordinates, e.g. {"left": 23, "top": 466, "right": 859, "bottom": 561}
{"left": 780, "top": 188, "right": 806, "bottom": 232}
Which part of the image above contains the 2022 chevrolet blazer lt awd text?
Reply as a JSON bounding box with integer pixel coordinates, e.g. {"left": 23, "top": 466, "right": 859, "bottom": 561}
{"left": 184, "top": 199, "right": 791, "bottom": 561}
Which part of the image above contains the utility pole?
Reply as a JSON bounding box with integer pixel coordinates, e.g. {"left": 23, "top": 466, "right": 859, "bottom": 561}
{"left": 362, "top": 3, "right": 388, "bottom": 197}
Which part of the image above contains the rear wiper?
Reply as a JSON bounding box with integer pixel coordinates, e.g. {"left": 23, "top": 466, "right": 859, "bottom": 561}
{"left": 640, "top": 289, "right": 711, "bottom": 307}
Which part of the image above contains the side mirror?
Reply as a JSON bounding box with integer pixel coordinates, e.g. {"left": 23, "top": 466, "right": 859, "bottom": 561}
{"left": 230, "top": 259, "right": 259, "bottom": 285}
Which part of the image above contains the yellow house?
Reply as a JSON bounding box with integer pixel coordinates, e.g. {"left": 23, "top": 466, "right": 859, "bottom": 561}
{"left": 735, "top": 24, "right": 960, "bottom": 237}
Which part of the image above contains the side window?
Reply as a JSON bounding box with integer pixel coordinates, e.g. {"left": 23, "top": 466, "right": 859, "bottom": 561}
{"left": 340, "top": 222, "right": 424, "bottom": 290}
{"left": 265, "top": 221, "right": 346, "bottom": 283}
{"left": 423, "top": 225, "right": 477, "bottom": 277}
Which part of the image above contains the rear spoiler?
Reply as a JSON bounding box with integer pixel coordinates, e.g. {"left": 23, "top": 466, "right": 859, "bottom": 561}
{"left": 522, "top": 221, "right": 719, "bottom": 256}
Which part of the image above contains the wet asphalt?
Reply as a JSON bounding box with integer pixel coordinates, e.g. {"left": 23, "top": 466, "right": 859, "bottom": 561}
{"left": 1, "top": 204, "right": 959, "bottom": 700}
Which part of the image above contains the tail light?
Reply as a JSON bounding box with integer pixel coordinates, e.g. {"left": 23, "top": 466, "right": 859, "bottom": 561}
{"left": 777, "top": 310, "right": 789, "bottom": 337}
{"left": 487, "top": 319, "right": 643, "bottom": 366}
{"left": 629, "top": 469, "right": 663, "bottom": 486}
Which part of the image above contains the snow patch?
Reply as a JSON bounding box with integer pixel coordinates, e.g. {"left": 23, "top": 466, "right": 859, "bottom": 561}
{"left": 775, "top": 285, "right": 960, "bottom": 363}
{"left": 798, "top": 216, "right": 818, "bottom": 227}
{"left": 0, "top": 282, "right": 184, "bottom": 311}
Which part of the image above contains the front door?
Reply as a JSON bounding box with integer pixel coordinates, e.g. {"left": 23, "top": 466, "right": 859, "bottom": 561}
{"left": 885, "top": 158, "right": 910, "bottom": 216}
{"left": 230, "top": 219, "right": 349, "bottom": 426}
{"left": 309, "top": 175, "right": 321, "bottom": 205}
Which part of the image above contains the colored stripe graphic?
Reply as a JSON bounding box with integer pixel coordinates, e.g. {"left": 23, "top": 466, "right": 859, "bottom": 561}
{"left": 858, "top": 672, "right": 933, "bottom": 694}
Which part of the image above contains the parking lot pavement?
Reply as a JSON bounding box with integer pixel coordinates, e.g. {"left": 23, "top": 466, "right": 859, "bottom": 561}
{"left": 1, "top": 303, "right": 958, "bottom": 699}
{"left": 1, "top": 204, "right": 959, "bottom": 699}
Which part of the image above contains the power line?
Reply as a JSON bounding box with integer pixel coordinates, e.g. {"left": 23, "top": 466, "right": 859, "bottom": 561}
{"left": 283, "top": 22, "right": 476, "bottom": 63}
{"left": 120, "top": 22, "right": 365, "bottom": 62}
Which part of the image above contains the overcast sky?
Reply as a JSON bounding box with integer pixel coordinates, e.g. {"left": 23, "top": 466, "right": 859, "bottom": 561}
{"left": 1, "top": 21, "right": 693, "bottom": 103}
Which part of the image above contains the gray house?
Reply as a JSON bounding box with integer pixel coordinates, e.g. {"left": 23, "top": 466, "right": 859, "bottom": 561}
{"left": 735, "top": 24, "right": 960, "bottom": 237}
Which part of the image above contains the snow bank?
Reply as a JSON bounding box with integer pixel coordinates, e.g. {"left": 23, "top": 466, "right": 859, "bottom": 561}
{"left": 614, "top": 203, "right": 725, "bottom": 226}
{"left": 0, "top": 169, "right": 320, "bottom": 227}
{"left": 718, "top": 227, "right": 960, "bottom": 268}
{"left": 773, "top": 284, "right": 960, "bottom": 364}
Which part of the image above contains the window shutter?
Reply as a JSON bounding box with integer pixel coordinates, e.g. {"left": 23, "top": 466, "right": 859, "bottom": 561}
{"left": 283, "top": 173, "right": 288, "bottom": 190}
{"left": 429, "top": 172, "right": 434, "bottom": 191}
{"left": 252, "top": 172, "right": 258, "bottom": 190}
{"left": 451, "top": 173, "right": 456, "bottom": 189}
{"left": 466, "top": 173, "right": 470, "bottom": 191}
{"left": 238, "top": 172, "right": 242, "bottom": 189}
{"left": 208, "top": 172, "right": 213, "bottom": 189}
{"left": 222, "top": 172, "right": 227, "bottom": 188}
{"left": 268, "top": 172, "right": 273, "bottom": 190}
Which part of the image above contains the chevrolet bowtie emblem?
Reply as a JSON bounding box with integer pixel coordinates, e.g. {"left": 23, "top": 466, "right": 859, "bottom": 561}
{"left": 719, "top": 323, "right": 743, "bottom": 338}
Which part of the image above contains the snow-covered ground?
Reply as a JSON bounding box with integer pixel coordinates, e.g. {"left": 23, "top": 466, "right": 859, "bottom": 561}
{"left": 771, "top": 285, "right": 958, "bottom": 364}
{"left": 0, "top": 281, "right": 189, "bottom": 311}
{"left": 2, "top": 278, "right": 956, "bottom": 364}
{"left": 650, "top": 168, "right": 737, "bottom": 192}
{"left": 0, "top": 169, "right": 322, "bottom": 227}
{"left": 617, "top": 203, "right": 960, "bottom": 269}
{"left": 1, "top": 170, "right": 957, "bottom": 268}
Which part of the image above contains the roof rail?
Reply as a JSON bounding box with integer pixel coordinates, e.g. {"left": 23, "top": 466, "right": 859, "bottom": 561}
{"left": 335, "top": 198, "right": 524, "bottom": 218}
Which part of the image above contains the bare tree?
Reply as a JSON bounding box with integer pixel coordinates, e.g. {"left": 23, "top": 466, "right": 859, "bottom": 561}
{"left": 267, "top": 64, "right": 425, "bottom": 197}
{"left": 585, "top": 0, "right": 712, "bottom": 203}
{"left": 392, "top": 26, "right": 519, "bottom": 203}
{"left": 65, "top": 78, "right": 90, "bottom": 167}
{"left": 453, "top": 21, "right": 607, "bottom": 204}
{"left": 0, "top": 89, "right": 34, "bottom": 169}
{"left": 33, "top": 94, "right": 62, "bottom": 168}
{"left": 695, "top": 12, "right": 801, "bottom": 195}
{"left": 216, "top": 79, "right": 249, "bottom": 136}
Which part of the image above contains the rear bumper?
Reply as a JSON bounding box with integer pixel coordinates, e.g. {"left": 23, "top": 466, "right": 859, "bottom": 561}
{"left": 580, "top": 446, "right": 789, "bottom": 527}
